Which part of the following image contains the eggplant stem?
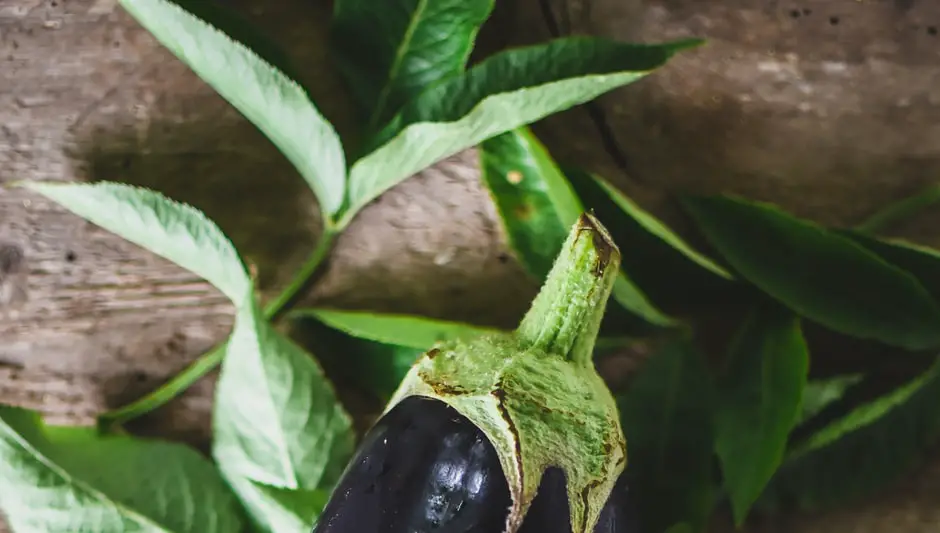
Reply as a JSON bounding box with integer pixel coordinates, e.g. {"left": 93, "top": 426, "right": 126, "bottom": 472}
{"left": 516, "top": 213, "right": 621, "bottom": 366}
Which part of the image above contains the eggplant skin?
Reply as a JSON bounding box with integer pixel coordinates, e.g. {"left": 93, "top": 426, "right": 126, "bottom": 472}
{"left": 518, "top": 467, "right": 640, "bottom": 533}
{"left": 313, "top": 395, "right": 512, "bottom": 533}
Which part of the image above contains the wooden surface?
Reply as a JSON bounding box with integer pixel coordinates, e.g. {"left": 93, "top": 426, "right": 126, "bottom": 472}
{"left": 3, "top": 0, "right": 940, "bottom": 532}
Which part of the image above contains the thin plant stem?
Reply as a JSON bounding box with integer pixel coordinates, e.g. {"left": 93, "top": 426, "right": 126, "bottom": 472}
{"left": 98, "top": 227, "right": 339, "bottom": 430}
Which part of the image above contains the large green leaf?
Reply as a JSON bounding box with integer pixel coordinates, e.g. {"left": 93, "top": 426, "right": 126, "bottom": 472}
{"left": 846, "top": 232, "right": 940, "bottom": 300}
{"left": 763, "top": 357, "right": 940, "bottom": 511}
{"left": 20, "top": 181, "right": 250, "bottom": 307}
{"left": 331, "top": 0, "right": 494, "bottom": 127}
{"left": 619, "top": 338, "right": 715, "bottom": 533}
{"left": 342, "top": 37, "right": 700, "bottom": 222}
{"left": 223, "top": 476, "right": 328, "bottom": 533}
{"left": 479, "top": 128, "right": 582, "bottom": 279}
{"left": 478, "top": 130, "right": 674, "bottom": 326}
{"left": 682, "top": 195, "right": 940, "bottom": 350}
{"left": 566, "top": 170, "right": 737, "bottom": 309}
{"left": 212, "top": 290, "right": 355, "bottom": 492}
{"left": 0, "top": 406, "right": 243, "bottom": 533}
{"left": 714, "top": 306, "right": 808, "bottom": 525}
{"left": 119, "top": 0, "right": 347, "bottom": 218}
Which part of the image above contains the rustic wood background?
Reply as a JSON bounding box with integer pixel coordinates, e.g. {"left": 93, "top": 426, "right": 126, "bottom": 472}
{"left": 2, "top": 0, "right": 940, "bottom": 532}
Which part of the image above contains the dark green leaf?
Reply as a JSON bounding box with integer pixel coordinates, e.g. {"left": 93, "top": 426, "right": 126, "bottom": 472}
{"left": 846, "top": 232, "right": 940, "bottom": 300}
{"left": 119, "top": 0, "right": 347, "bottom": 217}
{"left": 797, "top": 374, "right": 864, "bottom": 426}
{"left": 331, "top": 0, "right": 494, "bottom": 127}
{"left": 566, "top": 169, "right": 738, "bottom": 309}
{"left": 477, "top": 130, "right": 674, "bottom": 326}
{"left": 20, "top": 181, "right": 251, "bottom": 307}
{"left": 764, "top": 357, "right": 940, "bottom": 511}
{"left": 681, "top": 195, "right": 940, "bottom": 350}
{"left": 619, "top": 338, "right": 715, "bottom": 532}
{"left": 480, "top": 128, "right": 581, "bottom": 279}
{"left": 342, "top": 37, "right": 700, "bottom": 221}
{"left": 213, "top": 290, "right": 355, "bottom": 492}
{"left": 0, "top": 406, "right": 244, "bottom": 532}
{"left": 714, "top": 306, "right": 808, "bottom": 524}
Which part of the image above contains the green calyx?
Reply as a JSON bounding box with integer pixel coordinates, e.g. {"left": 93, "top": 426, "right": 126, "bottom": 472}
{"left": 386, "top": 213, "right": 626, "bottom": 533}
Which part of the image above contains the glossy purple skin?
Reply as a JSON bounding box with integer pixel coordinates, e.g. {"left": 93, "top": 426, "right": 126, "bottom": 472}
{"left": 313, "top": 396, "right": 512, "bottom": 532}
{"left": 312, "top": 396, "right": 638, "bottom": 533}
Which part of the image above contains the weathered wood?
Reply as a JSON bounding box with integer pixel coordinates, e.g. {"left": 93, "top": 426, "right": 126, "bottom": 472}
{"left": 2, "top": 0, "right": 940, "bottom": 532}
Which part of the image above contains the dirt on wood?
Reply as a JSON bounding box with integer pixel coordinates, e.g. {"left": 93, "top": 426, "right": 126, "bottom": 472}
{"left": 2, "top": 0, "right": 940, "bottom": 532}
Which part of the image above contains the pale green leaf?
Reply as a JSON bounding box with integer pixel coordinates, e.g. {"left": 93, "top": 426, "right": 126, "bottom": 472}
{"left": 0, "top": 406, "right": 243, "bottom": 533}
{"left": 212, "top": 290, "right": 355, "bottom": 491}
{"left": 20, "top": 181, "right": 250, "bottom": 306}
{"left": 223, "top": 475, "right": 328, "bottom": 533}
{"left": 119, "top": 0, "right": 347, "bottom": 217}
{"left": 293, "top": 308, "right": 500, "bottom": 349}
{"left": 342, "top": 37, "right": 699, "bottom": 221}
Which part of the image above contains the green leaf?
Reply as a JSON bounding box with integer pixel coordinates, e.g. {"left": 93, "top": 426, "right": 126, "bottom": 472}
{"left": 20, "top": 181, "right": 250, "bottom": 306}
{"left": 292, "top": 308, "right": 502, "bottom": 399}
{"left": 223, "top": 476, "right": 328, "bottom": 533}
{"left": 797, "top": 374, "right": 864, "bottom": 426}
{"left": 846, "top": 233, "right": 940, "bottom": 300}
{"left": 476, "top": 130, "right": 674, "bottom": 326}
{"left": 479, "top": 128, "right": 582, "bottom": 279}
{"left": 119, "top": 0, "right": 347, "bottom": 217}
{"left": 295, "top": 308, "right": 500, "bottom": 349}
{"left": 331, "top": 0, "right": 494, "bottom": 127}
{"left": 764, "top": 357, "right": 940, "bottom": 510}
{"left": 681, "top": 195, "right": 940, "bottom": 350}
{"left": 0, "top": 406, "right": 243, "bottom": 533}
{"left": 212, "top": 290, "right": 355, "bottom": 492}
{"left": 342, "top": 37, "right": 700, "bottom": 222}
{"left": 714, "top": 305, "right": 808, "bottom": 525}
{"left": 663, "top": 524, "right": 693, "bottom": 533}
{"left": 566, "top": 169, "right": 737, "bottom": 308}
{"left": 619, "top": 338, "right": 715, "bottom": 533}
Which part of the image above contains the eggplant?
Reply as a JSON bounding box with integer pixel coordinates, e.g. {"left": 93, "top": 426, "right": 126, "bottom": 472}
{"left": 312, "top": 396, "right": 639, "bottom": 533}
{"left": 314, "top": 215, "right": 632, "bottom": 533}
{"left": 313, "top": 395, "right": 512, "bottom": 532}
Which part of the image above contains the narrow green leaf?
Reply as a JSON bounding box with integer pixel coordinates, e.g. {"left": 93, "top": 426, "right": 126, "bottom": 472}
{"left": 619, "top": 338, "right": 715, "bottom": 533}
{"left": 292, "top": 309, "right": 502, "bottom": 399}
{"left": 119, "top": 0, "right": 347, "bottom": 217}
{"left": 663, "top": 524, "right": 693, "bottom": 533}
{"left": 331, "top": 0, "right": 494, "bottom": 127}
{"left": 571, "top": 170, "right": 732, "bottom": 280}
{"left": 0, "top": 406, "right": 243, "bottom": 533}
{"left": 764, "top": 357, "right": 940, "bottom": 510}
{"left": 479, "top": 128, "right": 582, "bottom": 279}
{"left": 212, "top": 290, "right": 355, "bottom": 492}
{"left": 846, "top": 232, "right": 940, "bottom": 300}
{"left": 294, "top": 308, "right": 500, "bottom": 349}
{"left": 223, "top": 476, "right": 328, "bottom": 533}
{"left": 797, "top": 374, "right": 864, "bottom": 426}
{"left": 20, "top": 181, "right": 250, "bottom": 306}
{"left": 714, "top": 306, "right": 808, "bottom": 525}
{"left": 682, "top": 195, "right": 940, "bottom": 350}
{"left": 343, "top": 37, "right": 700, "bottom": 221}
